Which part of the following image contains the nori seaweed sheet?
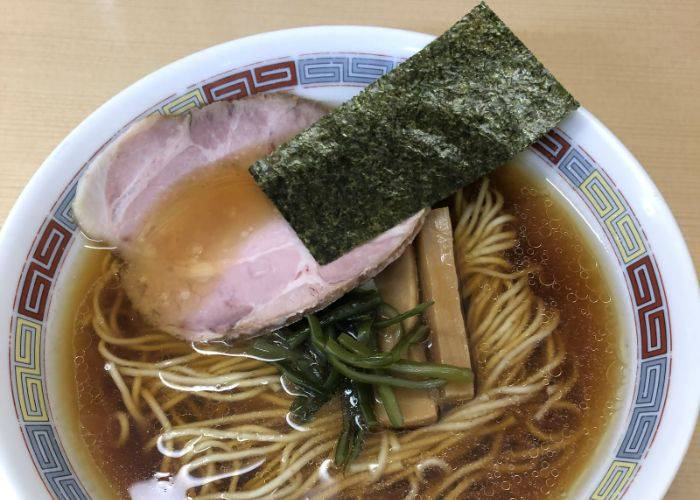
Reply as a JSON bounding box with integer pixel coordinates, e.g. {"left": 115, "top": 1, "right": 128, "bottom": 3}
{"left": 250, "top": 2, "right": 578, "bottom": 264}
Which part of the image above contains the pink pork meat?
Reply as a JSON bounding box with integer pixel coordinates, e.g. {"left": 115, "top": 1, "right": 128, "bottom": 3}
{"left": 73, "top": 93, "right": 424, "bottom": 340}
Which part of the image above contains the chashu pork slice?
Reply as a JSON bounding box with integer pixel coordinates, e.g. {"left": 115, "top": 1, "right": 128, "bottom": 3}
{"left": 73, "top": 93, "right": 424, "bottom": 341}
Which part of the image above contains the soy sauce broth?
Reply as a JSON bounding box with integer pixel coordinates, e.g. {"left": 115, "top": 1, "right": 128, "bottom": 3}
{"left": 61, "top": 162, "right": 624, "bottom": 499}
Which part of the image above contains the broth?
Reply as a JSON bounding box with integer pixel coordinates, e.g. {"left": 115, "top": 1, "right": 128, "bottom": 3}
{"left": 477, "top": 164, "right": 624, "bottom": 498}
{"left": 65, "top": 163, "right": 624, "bottom": 499}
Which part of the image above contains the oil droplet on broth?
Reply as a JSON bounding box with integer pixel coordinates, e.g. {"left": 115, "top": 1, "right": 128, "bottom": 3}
{"left": 484, "top": 163, "right": 623, "bottom": 500}
{"left": 64, "top": 158, "right": 626, "bottom": 499}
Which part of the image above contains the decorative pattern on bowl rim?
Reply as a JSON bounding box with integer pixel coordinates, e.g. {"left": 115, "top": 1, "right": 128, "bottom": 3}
{"left": 7, "top": 52, "right": 670, "bottom": 500}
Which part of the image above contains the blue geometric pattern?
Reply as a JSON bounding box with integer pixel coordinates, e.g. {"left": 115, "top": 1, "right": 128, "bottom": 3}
{"left": 558, "top": 148, "right": 594, "bottom": 186}
{"left": 25, "top": 425, "right": 88, "bottom": 500}
{"left": 297, "top": 56, "right": 395, "bottom": 84}
{"left": 544, "top": 133, "right": 648, "bottom": 268}
{"left": 533, "top": 129, "right": 671, "bottom": 499}
{"left": 11, "top": 175, "right": 86, "bottom": 495}
{"left": 617, "top": 357, "right": 668, "bottom": 460}
{"left": 53, "top": 182, "right": 78, "bottom": 231}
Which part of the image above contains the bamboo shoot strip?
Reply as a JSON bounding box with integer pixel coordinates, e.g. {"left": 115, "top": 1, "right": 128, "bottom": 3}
{"left": 374, "top": 247, "right": 438, "bottom": 428}
{"left": 416, "top": 208, "right": 475, "bottom": 404}
{"left": 250, "top": 2, "right": 577, "bottom": 264}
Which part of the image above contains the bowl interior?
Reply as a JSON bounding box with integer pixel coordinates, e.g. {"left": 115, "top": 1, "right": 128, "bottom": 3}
{"left": 0, "top": 26, "right": 696, "bottom": 500}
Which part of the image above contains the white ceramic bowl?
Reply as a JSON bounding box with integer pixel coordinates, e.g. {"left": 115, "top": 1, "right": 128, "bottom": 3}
{"left": 0, "top": 26, "right": 697, "bottom": 500}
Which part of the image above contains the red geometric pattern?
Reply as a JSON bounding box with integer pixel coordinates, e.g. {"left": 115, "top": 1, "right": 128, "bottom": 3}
{"left": 32, "top": 220, "right": 71, "bottom": 275}
{"left": 533, "top": 130, "right": 571, "bottom": 165}
{"left": 535, "top": 126, "right": 672, "bottom": 497}
{"left": 17, "top": 219, "right": 72, "bottom": 321}
{"left": 627, "top": 256, "right": 668, "bottom": 359}
{"left": 18, "top": 263, "right": 52, "bottom": 321}
{"left": 203, "top": 61, "right": 298, "bottom": 102}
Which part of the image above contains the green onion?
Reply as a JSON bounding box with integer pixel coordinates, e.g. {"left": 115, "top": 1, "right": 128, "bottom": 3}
{"left": 306, "top": 314, "right": 326, "bottom": 352}
{"left": 389, "top": 325, "right": 430, "bottom": 360}
{"left": 374, "top": 301, "right": 434, "bottom": 329}
{"left": 388, "top": 360, "right": 473, "bottom": 382}
{"left": 323, "top": 367, "right": 341, "bottom": 391}
{"left": 294, "top": 296, "right": 383, "bottom": 341}
{"left": 334, "top": 416, "right": 352, "bottom": 466}
{"left": 245, "top": 338, "right": 297, "bottom": 361}
{"left": 375, "top": 383, "right": 403, "bottom": 427}
{"left": 322, "top": 295, "right": 383, "bottom": 323}
{"left": 327, "top": 355, "right": 446, "bottom": 389}
{"left": 289, "top": 395, "right": 325, "bottom": 423}
{"left": 287, "top": 330, "right": 310, "bottom": 349}
{"left": 347, "top": 425, "right": 365, "bottom": 465}
{"left": 250, "top": 285, "right": 468, "bottom": 465}
{"left": 338, "top": 333, "right": 371, "bottom": 356}
{"left": 335, "top": 381, "right": 371, "bottom": 468}
{"left": 324, "top": 338, "right": 394, "bottom": 368}
{"left": 348, "top": 280, "right": 378, "bottom": 297}
{"left": 356, "top": 317, "right": 374, "bottom": 345}
{"left": 353, "top": 380, "right": 378, "bottom": 430}
{"left": 276, "top": 364, "right": 327, "bottom": 398}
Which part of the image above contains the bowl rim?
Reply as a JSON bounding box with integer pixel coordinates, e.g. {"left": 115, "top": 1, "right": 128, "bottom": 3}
{"left": 0, "top": 24, "right": 697, "bottom": 500}
{"left": 559, "top": 106, "right": 700, "bottom": 497}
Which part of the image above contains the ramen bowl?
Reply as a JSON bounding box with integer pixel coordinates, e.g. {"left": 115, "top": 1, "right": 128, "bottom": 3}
{"left": 0, "top": 26, "right": 697, "bottom": 500}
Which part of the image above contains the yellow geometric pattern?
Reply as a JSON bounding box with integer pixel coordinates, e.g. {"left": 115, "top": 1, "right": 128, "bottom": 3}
{"left": 581, "top": 171, "right": 646, "bottom": 263}
{"left": 14, "top": 318, "right": 48, "bottom": 422}
{"left": 161, "top": 89, "right": 206, "bottom": 115}
{"left": 591, "top": 460, "right": 638, "bottom": 500}
{"left": 607, "top": 213, "right": 646, "bottom": 264}
{"left": 581, "top": 171, "right": 624, "bottom": 219}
